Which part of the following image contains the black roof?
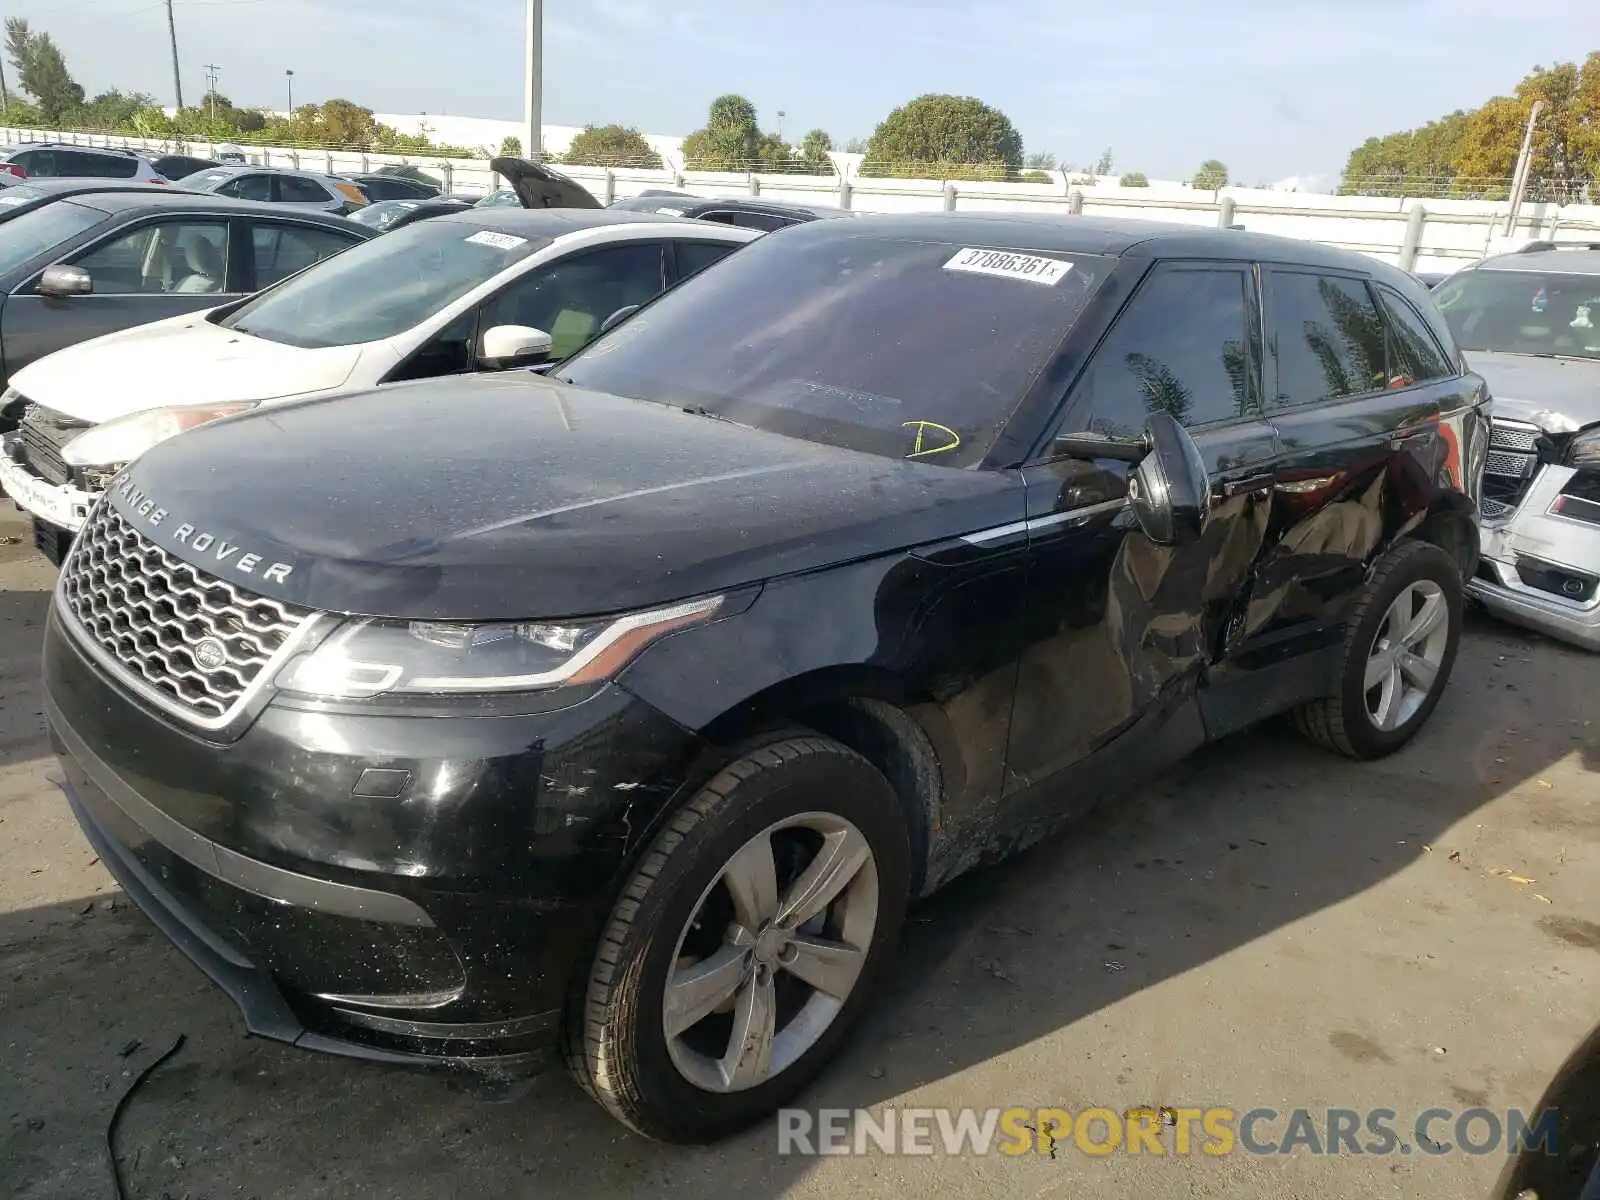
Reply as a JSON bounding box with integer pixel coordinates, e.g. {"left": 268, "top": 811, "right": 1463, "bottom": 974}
{"left": 433, "top": 207, "right": 707, "bottom": 235}
{"left": 61, "top": 191, "right": 367, "bottom": 229}
{"left": 0, "top": 179, "right": 183, "bottom": 200}
{"left": 788, "top": 212, "right": 1414, "bottom": 281}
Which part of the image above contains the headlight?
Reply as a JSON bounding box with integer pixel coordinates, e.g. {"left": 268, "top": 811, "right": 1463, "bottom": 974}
{"left": 61, "top": 403, "right": 258, "bottom": 467}
{"left": 274, "top": 595, "right": 724, "bottom": 698}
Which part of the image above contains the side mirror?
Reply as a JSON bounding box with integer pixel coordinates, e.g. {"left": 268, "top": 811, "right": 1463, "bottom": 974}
{"left": 39, "top": 264, "right": 93, "bottom": 298}
{"left": 478, "top": 324, "right": 552, "bottom": 370}
{"left": 1127, "top": 412, "right": 1211, "bottom": 546}
{"left": 599, "top": 304, "right": 640, "bottom": 335}
{"left": 1053, "top": 429, "right": 1148, "bottom": 463}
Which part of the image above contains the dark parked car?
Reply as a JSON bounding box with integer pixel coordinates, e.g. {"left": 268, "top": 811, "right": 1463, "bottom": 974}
{"left": 151, "top": 154, "right": 223, "bottom": 181}
{"left": 45, "top": 214, "right": 1486, "bottom": 1144}
{"left": 608, "top": 190, "right": 848, "bottom": 231}
{"left": 0, "top": 192, "right": 370, "bottom": 424}
{"left": 0, "top": 179, "right": 191, "bottom": 226}
{"left": 343, "top": 172, "right": 441, "bottom": 203}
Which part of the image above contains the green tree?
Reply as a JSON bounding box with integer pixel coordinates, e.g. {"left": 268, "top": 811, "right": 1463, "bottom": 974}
{"left": 1025, "top": 150, "right": 1057, "bottom": 171}
{"left": 78, "top": 89, "right": 153, "bottom": 129}
{"left": 499, "top": 134, "right": 522, "bottom": 157}
{"left": 1119, "top": 171, "right": 1149, "bottom": 187}
{"left": 562, "top": 123, "right": 663, "bottom": 168}
{"left": 861, "top": 93, "right": 1024, "bottom": 180}
{"left": 1093, "top": 146, "right": 1114, "bottom": 176}
{"left": 1191, "top": 159, "right": 1229, "bottom": 189}
{"left": 1021, "top": 170, "right": 1053, "bottom": 183}
{"left": 6, "top": 18, "right": 84, "bottom": 124}
{"left": 843, "top": 136, "right": 869, "bottom": 154}
{"left": 681, "top": 93, "right": 795, "bottom": 171}
{"left": 798, "top": 128, "right": 834, "bottom": 174}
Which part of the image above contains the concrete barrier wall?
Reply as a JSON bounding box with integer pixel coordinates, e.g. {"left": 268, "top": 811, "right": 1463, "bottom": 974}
{"left": 7, "top": 126, "right": 1600, "bottom": 277}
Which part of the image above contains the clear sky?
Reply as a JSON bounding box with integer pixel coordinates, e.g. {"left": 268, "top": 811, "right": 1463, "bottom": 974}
{"left": 8, "top": 0, "right": 1598, "bottom": 181}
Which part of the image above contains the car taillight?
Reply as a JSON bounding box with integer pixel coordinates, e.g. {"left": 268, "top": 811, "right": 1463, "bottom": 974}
{"left": 0, "top": 164, "right": 27, "bottom": 179}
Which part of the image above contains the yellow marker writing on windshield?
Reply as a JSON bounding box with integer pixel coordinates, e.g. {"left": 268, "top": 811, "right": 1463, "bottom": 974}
{"left": 903, "top": 420, "right": 962, "bottom": 458}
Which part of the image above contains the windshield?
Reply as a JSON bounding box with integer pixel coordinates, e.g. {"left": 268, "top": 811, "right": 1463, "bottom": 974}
{"left": 476, "top": 189, "right": 522, "bottom": 208}
{"left": 1434, "top": 267, "right": 1600, "bottom": 360}
{"left": 0, "top": 200, "right": 107, "bottom": 274}
{"left": 0, "top": 184, "right": 49, "bottom": 211}
{"left": 219, "top": 219, "right": 547, "bottom": 348}
{"left": 557, "top": 231, "right": 1110, "bottom": 468}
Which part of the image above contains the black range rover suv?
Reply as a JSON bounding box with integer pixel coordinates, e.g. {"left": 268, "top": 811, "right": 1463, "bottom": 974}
{"left": 44, "top": 214, "right": 1488, "bottom": 1143}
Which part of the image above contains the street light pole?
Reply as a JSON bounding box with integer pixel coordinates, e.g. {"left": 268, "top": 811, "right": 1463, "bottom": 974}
{"left": 285, "top": 68, "right": 294, "bottom": 114}
{"left": 523, "top": 0, "right": 542, "bottom": 158}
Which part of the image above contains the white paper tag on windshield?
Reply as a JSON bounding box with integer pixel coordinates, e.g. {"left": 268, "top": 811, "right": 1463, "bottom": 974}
{"left": 943, "top": 247, "right": 1071, "bottom": 285}
{"left": 656, "top": 206, "right": 686, "bottom": 216}
{"left": 465, "top": 229, "right": 528, "bottom": 251}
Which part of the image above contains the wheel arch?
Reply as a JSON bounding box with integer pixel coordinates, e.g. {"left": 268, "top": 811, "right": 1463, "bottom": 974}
{"left": 697, "top": 666, "right": 953, "bottom": 900}
{"left": 1401, "top": 492, "right": 1480, "bottom": 582}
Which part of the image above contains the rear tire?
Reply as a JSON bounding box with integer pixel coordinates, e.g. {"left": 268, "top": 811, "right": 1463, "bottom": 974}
{"left": 1291, "top": 540, "right": 1462, "bottom": 760}
{"left": 566, "top": 735, "right": 910, "bottom": 1143}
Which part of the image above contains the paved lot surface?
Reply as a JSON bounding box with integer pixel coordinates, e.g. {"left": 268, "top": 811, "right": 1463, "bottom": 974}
{"left": 2, "top": 504, "right": 1597, "bottom": 1199}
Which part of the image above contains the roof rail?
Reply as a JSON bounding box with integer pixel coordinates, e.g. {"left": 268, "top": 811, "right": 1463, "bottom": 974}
{"left": 1517, "top": 239, "right": 1600, "bottom": 253}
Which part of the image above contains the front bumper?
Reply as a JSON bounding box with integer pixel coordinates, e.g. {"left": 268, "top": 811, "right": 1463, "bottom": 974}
{"left": 1469, "top": 464, "right": 1600, "bottom": 650}
{"left": 0, "top": 431, "right": 92, "bottom": 533}
{"left": 44, "top": 604, "right": 708, "bottom": 1070}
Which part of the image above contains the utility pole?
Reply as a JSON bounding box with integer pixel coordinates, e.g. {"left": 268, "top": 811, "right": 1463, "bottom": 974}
{"left": 1504, "top": 99, "right": 1545, "bottom": 235}
{"left": 285, "top": 68, "right": 294, "bottom": 113}
{"left": 202, "top": 64, "right": 220, "bottom": 121}
{"left": 164, "top": 0, "right": 185, "bottom": 110}
{"left": 523, "top": 0, "right": 542, "bottom": 159}
{"left": 777, "top": 110, "right": 786, "bottom": 142}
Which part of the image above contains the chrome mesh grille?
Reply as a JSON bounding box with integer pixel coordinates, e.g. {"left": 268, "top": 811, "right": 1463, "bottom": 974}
{"left": 60, "top": 504, "right": 310, "bottom": 720}
{"left": 1480, "top": 419, "right": 1542, "bottom": 519}
{"left": 1488, "top": 422, "right": 1539, "bottom": 453}
{"left": 1484, "top": 449, "right": 1537, "bottom": 479}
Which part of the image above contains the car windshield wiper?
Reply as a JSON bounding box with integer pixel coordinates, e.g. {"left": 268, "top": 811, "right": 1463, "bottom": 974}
{"left": 677, "top": 404, "right": 733, "bottom": 423}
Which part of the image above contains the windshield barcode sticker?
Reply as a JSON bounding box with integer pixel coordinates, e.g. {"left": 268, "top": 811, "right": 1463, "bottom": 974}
{"left": 657, "top": 207, "right": 687, "bottom": 216}
{"left": 943, "top": 248, "right": 1071, "bottom": 285}
{"left": 465, "top": 230, "right": 528, "bottom": 250}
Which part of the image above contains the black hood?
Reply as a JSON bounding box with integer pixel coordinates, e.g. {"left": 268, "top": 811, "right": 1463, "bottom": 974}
{"left": 107, "top": 375, "right": 1021, "bottom": 621}
{"left": 488, "top": 156, "right": 603, "bottom": 210}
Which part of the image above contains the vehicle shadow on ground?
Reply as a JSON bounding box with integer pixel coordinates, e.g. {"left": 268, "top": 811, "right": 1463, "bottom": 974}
{"left": 0, "top": 586, "right": 50, "bottom": 771}
{"left": 2, "top": 613, "right": 1596, "bottom": 1199}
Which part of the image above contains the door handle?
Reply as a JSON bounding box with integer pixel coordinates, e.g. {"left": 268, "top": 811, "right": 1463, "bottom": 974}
{"left": 1218, "top": 472, "right": 1275, "bottom": 497}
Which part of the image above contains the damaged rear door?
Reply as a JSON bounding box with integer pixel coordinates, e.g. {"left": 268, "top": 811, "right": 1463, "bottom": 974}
{"left": 1002, "top": 259, "right": 1283, "bottom": 825}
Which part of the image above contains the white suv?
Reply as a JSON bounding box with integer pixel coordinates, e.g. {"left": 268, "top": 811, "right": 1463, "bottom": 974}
{"left": 0, "top": 143, "right": 171, "bottom": 186}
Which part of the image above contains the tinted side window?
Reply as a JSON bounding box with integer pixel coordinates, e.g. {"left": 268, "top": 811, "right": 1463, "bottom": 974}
{"left": 71, "top": 220, "right": 228, "bottom": 294}
{"left": 480, "top": 241, "right": 667, "bottom": 360}
{"left": 1376, "top": 286, "right": 1453, "bottom": 385}
{"left": 1072, "top": 266, "right": 1256, "bottom": 437}
{"left": 279, "top": 176, "right": 333, "bottom": 204}
{"left": 72, "top": 151, "right": 136, "bottom": 179}
{"left": 219, "top": 174, "right": 273, "bottom": 202}
{"left": 675, "top": 240, "right": 740, "bottom": 280}
{"left": 1268, "top": 272, "right": 1388, "bottom": 407}
{"left": 14, "top": 150, "right": 52, "bottom": 176}
{"left": 250, "top": 223, "right": 358, "bottom": 287}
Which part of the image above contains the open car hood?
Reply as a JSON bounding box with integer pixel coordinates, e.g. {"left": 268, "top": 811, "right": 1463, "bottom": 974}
{"left": 488, "top": 156, "right": 602, "bottom": 210}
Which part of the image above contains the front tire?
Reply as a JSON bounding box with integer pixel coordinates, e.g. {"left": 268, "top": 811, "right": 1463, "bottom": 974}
{"left": 1291, "top": 539, "right": 1463, "bottom": 760}
{"left": 566, "top": 735, "right": 910, "bottom": 1142}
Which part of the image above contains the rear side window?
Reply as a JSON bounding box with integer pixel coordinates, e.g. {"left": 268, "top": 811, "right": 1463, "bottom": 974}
{"left": 219, "top": 174, "right": 273, "bottom": 202}
{"left": 1073, "top": 266, "right": 1257, "bottom": 436}
{"left": 1268, "top": 272, "right": 1388, "bottom": 406}
{"left": 279, "top": 176, "right": 333, "bottom": 204}
{"left": 675, "top": 240, "right": 740, "bottom": 280}
{"left": 74, "top": 151, "right": 137, "bottom": 179}
{"left": 1376, "top": 286, "right": 1453, "bottom": 385}
{"left": 250, "top": 223, "right": 358, "bottom": 287}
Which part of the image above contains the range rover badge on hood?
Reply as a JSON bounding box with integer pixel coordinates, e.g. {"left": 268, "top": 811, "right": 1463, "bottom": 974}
{"left": 113, "top": 475, "right": 296, "bottom": 586}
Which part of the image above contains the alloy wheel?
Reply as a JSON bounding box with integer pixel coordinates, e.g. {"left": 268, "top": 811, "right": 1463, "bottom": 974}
{"left": 1363, "top": 579, "right": 1450, "bottom": 732}
{"left": 662, "top": 812, "right": 880, "bottom": 1094}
